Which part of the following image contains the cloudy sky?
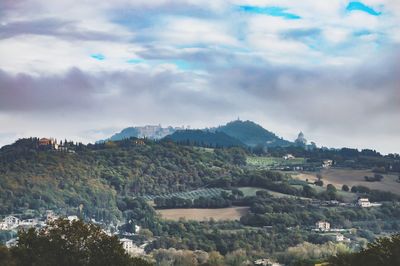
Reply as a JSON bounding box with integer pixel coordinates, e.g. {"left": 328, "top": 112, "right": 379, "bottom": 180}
{"left": 0, "top": 0, "right": 399, "bottom": 153}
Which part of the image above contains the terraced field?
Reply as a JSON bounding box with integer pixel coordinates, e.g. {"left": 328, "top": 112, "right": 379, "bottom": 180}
{"left": 141, "top": 188, "right": 228, "bottom": 200}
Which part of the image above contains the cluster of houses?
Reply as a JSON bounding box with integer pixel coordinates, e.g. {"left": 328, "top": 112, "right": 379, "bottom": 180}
{"left": 38, "top": 138, "right": 75, "bottom": 153}
{"left": 0, "top": 212, "right": 145, "bottom": 254}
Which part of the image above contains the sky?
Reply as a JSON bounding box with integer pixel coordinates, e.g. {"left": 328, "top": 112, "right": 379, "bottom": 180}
{"left": 0, "top": 0, "right": 399, "bottom": 154}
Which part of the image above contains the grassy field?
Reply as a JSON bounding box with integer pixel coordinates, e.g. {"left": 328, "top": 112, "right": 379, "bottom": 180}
{"left": 294, "top": 168, "right": 400, "bottom": 195}
{"left": 247, "top": 156, "right": 306, "bottom": 168}
{"left": 141, "top": 188, "right": 227, "bottom": 200}
{"left": 237, "top": 186, "right": 310, "bottom": 199}
{"left": 157, "top": 207, "right": 249, "bottom": 221}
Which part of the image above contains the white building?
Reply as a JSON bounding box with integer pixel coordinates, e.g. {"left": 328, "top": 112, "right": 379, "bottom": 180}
{"left": 6, "top": 238, "right": 18, "bottom": 248}
{"left": 120, "top": 238, "right": 145, "bottom": 255}
{"left": 46, "top": 210, "right": 59, "bottom": 223}
{"left": 67, "top": 215, "right": 79, "bottom": 222}
{"left": 283, "top": 154, "right": 295, "bottom": 160}
{"left": 322, "top": 160, "right": 333, "bottom": 168}
{"left": 315, "top": 221, "right": 330, "bottom": 231}
{"left": 358, "top": 198, "right": 372, "bottom": 208}
{"left": 254, "top": 258, "right": 282, "bottom": 266}
{"left": 19, "top": 219, "right": 38, "bottom": 228}
{"left": 120, "top": 238, "right": 133, "bottom": 252}
{"left": 2, "top": 216, "right": 20, "bottom": 229}
{"left": 336, "top": 233, "right": 344, "bottom": 242}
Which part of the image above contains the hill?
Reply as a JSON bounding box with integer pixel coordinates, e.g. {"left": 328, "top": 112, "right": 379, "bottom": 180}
{"left": 216, "top": 120, "right": 292, "bottom": 147}
{"left": 164, "top": 129, "right": 245, "bottom": 148}
{"left": 0, "top": 137, "right": 246, "bottom": 221}
{"left": 97, "top": 125, "right": 182, "bottom": 143}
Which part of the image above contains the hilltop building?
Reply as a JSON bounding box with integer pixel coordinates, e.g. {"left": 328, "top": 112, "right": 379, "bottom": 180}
{"left": 295, "top": 132, "right": 307, "bottom": 146}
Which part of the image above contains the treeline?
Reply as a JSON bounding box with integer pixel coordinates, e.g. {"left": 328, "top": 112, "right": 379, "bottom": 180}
{"left": 266, "top": 146, "right": 400, "bottom": 172}
{"left": 153, "top": 190, "right": 246, "bottom": 209}
{"left": 351, "top": 185, "right": 400, "bottom": 202}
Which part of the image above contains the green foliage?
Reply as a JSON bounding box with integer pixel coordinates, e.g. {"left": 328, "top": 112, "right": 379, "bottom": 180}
{"left": 329, "top": 234, "right": 400, "bottom": 266}
{"left": 165, "top": 130, "right": 246, "bottom": 148}
{"left": 0, "top": 138, "right": 246, "bottom": 220}
{"left": 217, "top": 120, "right": 292, "bottom": 147}
{"left": 0, "top": 219, "right": 152, "bottom": 266}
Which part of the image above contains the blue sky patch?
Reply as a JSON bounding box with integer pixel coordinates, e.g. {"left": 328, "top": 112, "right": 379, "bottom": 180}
{"left": 353, "top": 29, "right": 372, "bottom": 37}
{"left": 127, "top": 58, "right": 144, "bottom": 64}
{"left": 90, "top": 53, "right": 105, "bottom": 61}
{"left": 346, "top": 2, "right": 381, "bottom": 16}
{"left": 239, "top": 5, "right": 301, "bottom": 20}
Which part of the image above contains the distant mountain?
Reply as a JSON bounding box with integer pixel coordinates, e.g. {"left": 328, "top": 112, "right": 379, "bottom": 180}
{"left": 164, "top": 130, "right": 245, "bottom": 148}
{"left": 97, "top": 125, "right": 183, "bottom": 143}
{"left": 96, "top": 120, "right": 293, "bottom": 148}
{"left": 216, "top": 120, "right": 292, "bottom": 147}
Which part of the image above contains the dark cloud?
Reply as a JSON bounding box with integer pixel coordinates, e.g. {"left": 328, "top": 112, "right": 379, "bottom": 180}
{"left": 0, "top": 18, "right": 122, "bottom": 41}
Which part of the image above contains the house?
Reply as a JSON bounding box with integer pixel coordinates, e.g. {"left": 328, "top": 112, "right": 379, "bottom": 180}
{"left": 315, "top": 221, "right": 330, "bottom": 231}
{"left": 38, "top": 138, "right": 60, "bottom": 150}
{"left": 254, "top": 258, "right": 282, "bottom": 266}
{"left": 335, "top": 233, "right": 350, "bottom": 243}
{"left": 120, "top": 238, "right": 133, "bottom": 252}
{"left": 336, "top": 233, "right": 344, "bottom": 242}
{"left": 120, "top": 238, "right": 145, "bottom": 255}
{"left": 3, "top": 216, "right": 20, "bottom": 229}
{"left": 6, "top": 238, "right": 18, "bottom": 248}
{"left": 39, "top": 138, "right": 53, "bottom": 146}
{"left": 283, "top": 154, "right": 295, "bottom": 160}
{"left": 67, "top": 215, "right": 79, "bottom": 222}
{"left": 322, "top": 160, "right": 333, "bottom": 168}
{"left": 46, "top": 210, "right": 59, "bottom": 223}
{"left": 133, "top": 139, "right": 145, "bottom": 146}
{"left": 358, "top": 198, "right": 371, "bottom": 208}
{"left": 357, "top": 198, "right": 381, "bottom": 208}
{"left": 135, "top": 225, "right": 141, "bottom": 233}
{"left": 19, "top": 219, "right": 38, "bottom": 228}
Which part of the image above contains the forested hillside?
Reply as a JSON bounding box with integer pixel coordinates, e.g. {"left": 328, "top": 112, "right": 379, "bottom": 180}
{"left": 216, "top": 120, "right": 292, "bottom": 147}
{"left": 0, "top": 138, "right": 246, "bottom": 220}
{"left": 164, "top": 129, "right": 246, "bottom": 148}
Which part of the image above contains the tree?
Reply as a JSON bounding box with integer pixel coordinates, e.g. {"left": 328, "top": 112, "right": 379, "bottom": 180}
{"left": 207, "top": 251, "right": 224, "bottom": 266}
{"left": 327, "top": 184, "right": 337, "bottom": 193}
{"left": 329, "top": 233, "right": 400, "bottom": 266}
{"left": 7, "top": 219, "right": 151, "bottom": 266}
{"left": 342, "top": 185, "right": 349, "bottom": 192}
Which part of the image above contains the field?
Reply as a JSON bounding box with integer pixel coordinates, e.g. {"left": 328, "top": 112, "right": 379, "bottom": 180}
{"left": 157, "top": 207, "right": 249, "bottom": 221}
{"left": 247, "top": 156, "right": 306, "bottom": 168}
{"left": 141, "top": 188, "right": 227, "bottom": 200}
{"left": 294, "top": 168, "right": 400, "bottom": 195}
{"left": 237, "top": 186, "right": 310, "bottom": 199}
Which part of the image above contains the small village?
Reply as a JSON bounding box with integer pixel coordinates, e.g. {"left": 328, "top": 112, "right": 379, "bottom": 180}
{"left": 0, "top": 210, "right": 147, "bottom": 256}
